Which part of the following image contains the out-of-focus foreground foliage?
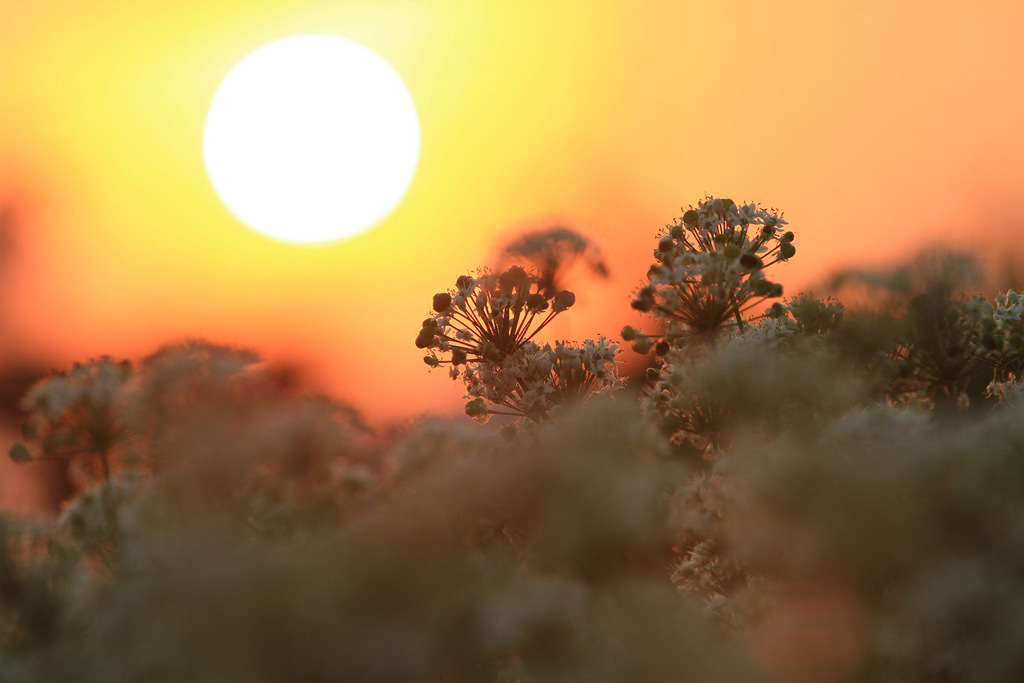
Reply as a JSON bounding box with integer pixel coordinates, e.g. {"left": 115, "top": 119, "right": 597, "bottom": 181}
{"left": 5, "top": 198, "right": 1024, "bottom": 682}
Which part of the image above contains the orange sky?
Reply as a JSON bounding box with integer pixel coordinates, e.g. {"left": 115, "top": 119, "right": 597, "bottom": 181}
{"left": 3, "top": 0, "right": 1024, "bottom": 424}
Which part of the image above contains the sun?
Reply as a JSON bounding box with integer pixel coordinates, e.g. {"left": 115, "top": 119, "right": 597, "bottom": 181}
{"left": 203, "top": 35, "right": 420, "bottom": 245}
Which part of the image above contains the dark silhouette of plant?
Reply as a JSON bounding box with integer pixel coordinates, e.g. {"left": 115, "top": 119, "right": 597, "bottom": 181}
{"left": 497, "top": 225, "right": 609, "bottom": 296}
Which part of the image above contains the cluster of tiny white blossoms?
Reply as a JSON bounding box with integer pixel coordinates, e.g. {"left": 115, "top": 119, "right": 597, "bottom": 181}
{"left": 418, "top": 266, "right": 621, "bottom": 422}
{"left": 984, "top": 290, "right": 1024, "bottom": 367}
{"left": 963, "top": 290, "right": 1024, "bottom": 399}
{"left": 463, "top": 339, "right": 621, "bottom": 422}
{"left": 624, "top": 197, "right": 793, "bottom": 352}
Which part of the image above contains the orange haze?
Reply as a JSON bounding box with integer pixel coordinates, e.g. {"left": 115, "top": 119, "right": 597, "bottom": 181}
{"left": 3, "top": 0, "right": 1024, "bottom": 424}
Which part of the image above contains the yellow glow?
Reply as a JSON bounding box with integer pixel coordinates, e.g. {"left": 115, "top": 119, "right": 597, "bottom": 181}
{"left": 5, "top": 1, "right": 1024, "bottom": 422}
{"left": 203, "top": 35, "right": 420, "bottom": 244}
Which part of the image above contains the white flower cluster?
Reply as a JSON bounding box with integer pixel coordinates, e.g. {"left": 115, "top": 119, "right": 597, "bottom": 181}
{"left": 666, "top": 197, "right": 790, "bottom": 258}
{"left": 463, "top": 339, "right": 622, "bottom": 423}
{"left": 993, "top": 290, "right": 1024, "bottom": 322}
{"left": 726, "top": 316, "right": 801, "bottom": 351}
{"left": 962, "top": 290, "right": 1024, "bottom": 377}
{"left": 986, "top": 376, "right": 1024, "bottom": 405}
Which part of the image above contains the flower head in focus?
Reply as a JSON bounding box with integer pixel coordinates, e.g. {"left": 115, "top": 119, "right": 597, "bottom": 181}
{"left": 628, "top": 197, "right": 793, "bottom": 350}
{"left": 416, "top": 266, "right": 577, "bottom": 376}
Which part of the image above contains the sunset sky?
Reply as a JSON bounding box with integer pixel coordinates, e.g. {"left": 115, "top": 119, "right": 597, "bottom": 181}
{"left": 3, "top": 0, "right": 1024, "bottom": 424}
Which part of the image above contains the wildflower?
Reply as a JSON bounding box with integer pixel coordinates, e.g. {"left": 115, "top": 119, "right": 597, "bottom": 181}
{"left": 630, "top": 197, "right": 793, "bottom": 349}
{"left": 462, "top": 339, "right": 622, "bottom": 423}
{"left": 13, "top": 357, "right": 133, "bottom": 482}
{"left": 497, "top": 225, "right": 609, "bottom": 296}
{"left": 417, "top": 266, "right": 577, "bottom": 376}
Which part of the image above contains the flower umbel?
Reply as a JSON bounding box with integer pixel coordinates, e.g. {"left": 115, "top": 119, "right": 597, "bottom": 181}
{"left": 417, "top": 265, "right": 621, "bottom": 423}
{"left": 629, "top": 197, "right": 793, "bottom": 349}
{"left": 417, "top": 266, "right": 576, "bottom": 374}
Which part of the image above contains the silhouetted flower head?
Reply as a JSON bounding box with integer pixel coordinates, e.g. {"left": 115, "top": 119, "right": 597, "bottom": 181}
{"left": 417, "top": 266, "right": 577, "bottom": 373}
{"left": 498, "top": 225, "right": 609, "bottom": 296}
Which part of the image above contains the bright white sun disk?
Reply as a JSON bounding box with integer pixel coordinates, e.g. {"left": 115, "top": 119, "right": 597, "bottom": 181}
{"left": 203, "top": 35, "right": 420, "bottom": 244}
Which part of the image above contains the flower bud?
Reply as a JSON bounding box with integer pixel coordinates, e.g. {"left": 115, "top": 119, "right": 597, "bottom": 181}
{"left": 658, "top": 235, "right": 674, "bottom": 253}
{"left": 780, "top": 243, "right": 796, "bottom": 259}
{"left": 632, "top": 336, "right": 653, "bottom": 354}
{"left": 526, "top": 293, "right": 548, "bottom": 311}
{"left": 739, "top": 253, "right": 762, "bottom": 269}
{"left": 553, "top": 290, "right": 576, "bottom": 312}
{"left": 423, "top": 355, "right": 440, "bottom": 367}
{"left": 631, "top": 298, "right": 653, "bottom": 313}
{"left": 682, "top": 209, "right": 699, "bottom": 226}
{"left": 456, "top": 275, "right": 474, "bottom": 290}
{"left": 415, "top": 329, "right": 435, "bottom": 349}
{"left": 655, "top": 340, "right": 670, "bottom": 356}
{"left": 645, "top": 367, "right": 660, "bottom": 383}
{"left": 8, "top": 443, "right": 32, "bottom": 463}
{"left": 465, "top": 398, "right": 488, "bottom": 418}
{"left": 452, "top": 348, "right": 467, "bottom": 365}
{"left": 621, "top": 325, "right": 637, "bottom": 341}
{"left": 432, "top": 292, "right": 452, "bottom": 313}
